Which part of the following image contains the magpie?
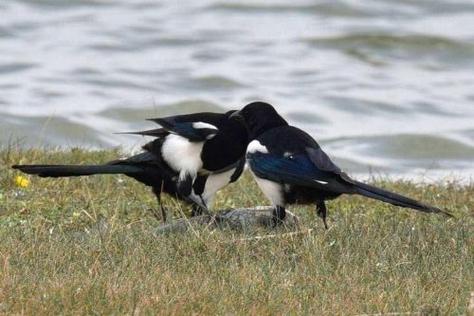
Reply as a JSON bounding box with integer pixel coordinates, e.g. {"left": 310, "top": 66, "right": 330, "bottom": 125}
{"left": 12, "top": 110, "right": 248, "bottom": 220}
{"left": 233, "top": 101, "right": 451, "bottom": 228}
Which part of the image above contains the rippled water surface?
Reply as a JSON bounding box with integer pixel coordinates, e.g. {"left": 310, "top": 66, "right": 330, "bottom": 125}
{"left": 1, "top": 0, "right": 474, "bottom": 180}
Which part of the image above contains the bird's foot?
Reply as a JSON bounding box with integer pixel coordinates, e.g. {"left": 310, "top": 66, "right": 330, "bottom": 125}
{"left": 160, "top": 205, "right": 167, "bottom": 223}
{"left": 319, "top": 215, "right": 328, "bottom": 230}
{"left": 149, "top": 207, "right": 167, "bottom": 223}
{"left": 271, "top": 217, "right": 286, "bottom": 228}
{"left": 271, "top": 206, "right": 286, "bottom": 228}
{"left": 191, "top": 204, "right": 211, "bottom": 217}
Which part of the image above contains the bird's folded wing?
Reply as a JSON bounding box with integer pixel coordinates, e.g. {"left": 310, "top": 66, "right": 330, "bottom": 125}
{"left": 305, "top": 147, "right": 341, "bottom": 174}
{"left": 248, "top": 152, "right": 346, "bottom": 192}
{"left": 148, "top": 116, "right": 218, "bottom": 142}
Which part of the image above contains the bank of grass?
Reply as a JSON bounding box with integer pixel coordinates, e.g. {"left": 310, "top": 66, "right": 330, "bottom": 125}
{"left": 0, "top": 147, "right": 473, "bottom": 315}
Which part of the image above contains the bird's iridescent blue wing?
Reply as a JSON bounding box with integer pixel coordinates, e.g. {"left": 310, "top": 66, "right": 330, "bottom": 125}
{"left": 247, "top": 152, "right": 346, "bottom": 192}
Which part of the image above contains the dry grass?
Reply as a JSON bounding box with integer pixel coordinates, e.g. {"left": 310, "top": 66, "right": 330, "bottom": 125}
{"left": 0, "top": 147, "right": 473, "bottom": 315}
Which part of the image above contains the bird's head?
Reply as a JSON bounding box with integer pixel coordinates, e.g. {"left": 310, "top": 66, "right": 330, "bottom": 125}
{"left": 230, "top": 101, "right": 288, "bottom": 138}
{"left": 223, "top": 109, "right": 250, "bottom": 144}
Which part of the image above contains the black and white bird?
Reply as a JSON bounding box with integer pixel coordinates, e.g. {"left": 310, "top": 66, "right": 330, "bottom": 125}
{"left": 12, "top": 110, "right": 248, "bottom": 220}
{"left": 233, "top": 101, "right": 451, "bottom": 227}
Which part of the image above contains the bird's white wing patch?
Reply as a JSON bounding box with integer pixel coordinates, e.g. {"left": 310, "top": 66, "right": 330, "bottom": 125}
{"left": 192, "top": 122, "right": 218, "bottom": 130}
{"left": 193, "top": 122, "right": 218, "bottom": 139}
{"left": 161, "top": 134, "right": 204, "bottom": 177}
{"left": 315, "top": 180, "right": 328, "bottom": 185}
{"left": 247, "top": 140, "right": 269, "bottom": 154}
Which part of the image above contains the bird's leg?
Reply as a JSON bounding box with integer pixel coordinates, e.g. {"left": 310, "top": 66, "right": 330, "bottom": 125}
{"left": 179, "top": 173, "right": 211, "bottom": 216}
{"left": 177, "top": 173, "right": 193, "bottom": 197}
{"left": 198, "top": 195, "right": 210, "bottom": 215}
{"left": 316, "top": 201, "right": 328, "bottom": 229}
{"left": 191, "top": 204, "right": 203, "bottom": 217}
{"left": 191, "top": 195, "right": 209, "bottom": 216}
{"left": 152, "top": 185, "right": 167, "bottom": 223}
{"left": 157, "top": 194, "right": 167, "bottom": 223}
{"left": 272, "top": 205, "right": 286, "bottom": 227}
{"left": 190, "top": 175, "right": 209, "bottom": 216}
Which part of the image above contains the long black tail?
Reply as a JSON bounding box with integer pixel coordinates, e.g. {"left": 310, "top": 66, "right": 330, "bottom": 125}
{"left": 12, "top": 164, "right": 143, "bottom": 178}
{"left": 115, "top": 128, "right": 168, "bottom": 138}
{"left": 351, "top": 180, "right": 452, "bottom": 217}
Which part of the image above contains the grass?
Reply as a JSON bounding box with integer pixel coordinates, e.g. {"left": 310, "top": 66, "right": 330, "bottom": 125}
{"left": 0, "top": 147, "right": 473, "bottom": 315}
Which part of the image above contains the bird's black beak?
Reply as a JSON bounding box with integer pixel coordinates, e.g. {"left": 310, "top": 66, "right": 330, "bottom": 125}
{"left": 230, "top": 110, "right": 245, "bottom": 124}
{"left": 231, "top": 110, "right": 248, "bottom": 127}
{"left": 229, "top": 110, "right": 241, "bottom": 119}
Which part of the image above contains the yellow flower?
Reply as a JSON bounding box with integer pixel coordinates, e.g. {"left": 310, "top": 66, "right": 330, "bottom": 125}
{"left": 15, "top": 175, "right": 30, "bottom": 188}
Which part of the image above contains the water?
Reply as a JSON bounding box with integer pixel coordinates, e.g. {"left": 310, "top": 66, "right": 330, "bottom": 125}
{"left": 1, "top": 0, "right": 474, "bottom": 181}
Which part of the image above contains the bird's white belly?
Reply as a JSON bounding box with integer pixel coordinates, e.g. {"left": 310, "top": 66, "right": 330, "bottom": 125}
{"left": 161, "top": 134, "right": 204, "bottom": 178}
{"left": 201, "top": 168, "right": 235, "bottom": 207}
{"left": 252, "top": 173, "right": 284, "bottom": 207}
